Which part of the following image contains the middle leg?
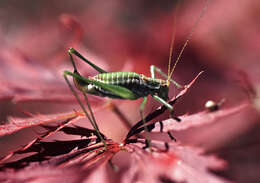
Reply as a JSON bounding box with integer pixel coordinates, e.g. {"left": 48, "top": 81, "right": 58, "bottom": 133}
{"left": 140, "top": 96, "right": 152, "bottom": 150}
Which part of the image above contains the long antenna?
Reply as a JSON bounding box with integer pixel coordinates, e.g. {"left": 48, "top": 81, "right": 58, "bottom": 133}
{"left": 167, "top": 1, "right": 179, "bottom": 82}
{"left": 167, "top": 0, "right": 211, "bottom": 83}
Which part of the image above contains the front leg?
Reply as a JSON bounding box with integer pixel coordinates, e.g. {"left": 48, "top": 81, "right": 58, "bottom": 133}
{"left": 152, "top": 95, "right": 177, "bottom": 120}
{"left": 150, "top": 65, "right": 183, "bottom": 89}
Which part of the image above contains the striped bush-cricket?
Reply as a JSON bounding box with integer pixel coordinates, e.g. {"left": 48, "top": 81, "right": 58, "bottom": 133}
{"left": 64, "top": 0, "right": 211, "bottom": 149}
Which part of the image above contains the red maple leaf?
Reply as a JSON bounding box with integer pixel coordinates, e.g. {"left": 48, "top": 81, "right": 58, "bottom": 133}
{"left": 0, "top": 1, "right": 260, "bottom": 183}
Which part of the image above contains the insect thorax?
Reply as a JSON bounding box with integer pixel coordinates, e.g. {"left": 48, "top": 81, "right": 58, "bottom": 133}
{"left": 85, "top": 72, "right": 169, "bottom": 100}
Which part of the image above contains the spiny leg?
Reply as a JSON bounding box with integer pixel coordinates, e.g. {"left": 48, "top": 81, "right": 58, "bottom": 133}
{"left": 150, "top": 65, "right": 183, "bottom": 89}
{"left": 64, "top": 73, "right": 107, "bottom": 149}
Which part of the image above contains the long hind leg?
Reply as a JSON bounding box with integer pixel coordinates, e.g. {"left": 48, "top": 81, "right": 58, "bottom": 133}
{"left": 64, "top": 52, "right": 107, "bottom": 149}
{"left": 68, "top": 48, "right": 107, "bottom": 74}
{"left": 68, "top": 48, "right": 133, "bottom": 132}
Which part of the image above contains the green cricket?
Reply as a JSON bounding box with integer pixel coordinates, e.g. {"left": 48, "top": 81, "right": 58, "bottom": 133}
{"left": 63, "top": 0, "right": 210, "bottom": 149}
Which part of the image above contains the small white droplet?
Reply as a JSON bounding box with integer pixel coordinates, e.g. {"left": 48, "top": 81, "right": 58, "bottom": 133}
{"left": 205, "top": 100, "right": 215, "bottom": 108}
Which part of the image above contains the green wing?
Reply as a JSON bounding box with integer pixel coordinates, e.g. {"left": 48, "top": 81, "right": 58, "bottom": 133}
{"left": 64, "top": 71, "right": 139, "bottom": 100}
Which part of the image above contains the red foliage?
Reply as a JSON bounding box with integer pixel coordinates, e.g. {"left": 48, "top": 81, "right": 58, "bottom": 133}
{"left": 0, "top": 0, "right": 260, "bottom": 183}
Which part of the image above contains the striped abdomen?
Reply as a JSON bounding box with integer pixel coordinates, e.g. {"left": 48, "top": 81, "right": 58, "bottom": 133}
{"left": 86, "top": 72, "right": 169, "bottom": 100}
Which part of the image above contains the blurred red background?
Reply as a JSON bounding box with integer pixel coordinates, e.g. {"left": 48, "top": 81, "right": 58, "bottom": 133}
{"left": 0, "top": 0, "right": 260, "bottom": 182}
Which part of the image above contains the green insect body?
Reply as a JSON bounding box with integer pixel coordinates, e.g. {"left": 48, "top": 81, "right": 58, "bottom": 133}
{"left": 64, "top": 0, "right": 210, "bottom": 149}
{"left": 64, "top": 48, "right": 176, "bottom": 149}
{"left": 74, "top": 71, "right": 169, "bottom": 101}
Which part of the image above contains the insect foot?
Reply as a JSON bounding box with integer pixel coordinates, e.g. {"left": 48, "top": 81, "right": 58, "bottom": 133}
{"left": 169, "top": 110, "right": 181, "bottom": 122}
